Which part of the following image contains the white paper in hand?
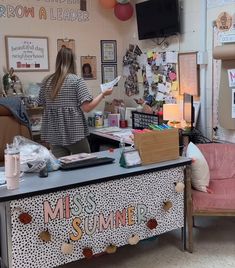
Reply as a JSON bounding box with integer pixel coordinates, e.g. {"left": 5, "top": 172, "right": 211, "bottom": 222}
{"left": 100, "top": 76, "right": 121, "bottom": 92}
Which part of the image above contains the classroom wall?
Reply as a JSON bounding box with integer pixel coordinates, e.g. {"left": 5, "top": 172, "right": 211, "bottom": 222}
{"left": 0, "top": 0, "right": 204, "bottom": 109}
{"left": 0, "top": 0, "right": 129, "bottom": 111}
{"left": 120, "top": 0, "right": 202, "bottom": 112}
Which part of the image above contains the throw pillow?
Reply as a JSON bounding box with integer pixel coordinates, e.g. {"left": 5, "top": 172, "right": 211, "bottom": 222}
{"left": 186, "top": 142, "right": 210, "bottom": 192}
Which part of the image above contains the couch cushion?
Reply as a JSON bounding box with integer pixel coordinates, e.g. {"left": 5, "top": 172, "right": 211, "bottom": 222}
{"left": 192, "top": 178, "right": 235, "bottom": 212}
{"left": 197, "top": 143, "right": 235, "bottom": 180}
{"left": 186, "top": 142, "right": 210, "bottom": 192}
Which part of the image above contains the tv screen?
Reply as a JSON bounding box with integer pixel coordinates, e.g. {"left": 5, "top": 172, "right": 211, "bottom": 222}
{"left": 135, "top": 0, "right": 180, "bottom": 40}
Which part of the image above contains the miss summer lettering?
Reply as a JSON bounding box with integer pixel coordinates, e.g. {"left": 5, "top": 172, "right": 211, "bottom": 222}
{"left": 43, "top": 193, "right": 148, "bottom": 241}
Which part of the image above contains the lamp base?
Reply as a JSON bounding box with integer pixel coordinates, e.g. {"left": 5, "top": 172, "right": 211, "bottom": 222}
{"left": 168, "top": 121, "right": 181, "bottom": 128}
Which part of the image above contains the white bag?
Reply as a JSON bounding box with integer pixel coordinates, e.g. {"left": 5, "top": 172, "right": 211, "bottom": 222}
{"left": 13, "top": 136, "right": 60, "bottom": 173}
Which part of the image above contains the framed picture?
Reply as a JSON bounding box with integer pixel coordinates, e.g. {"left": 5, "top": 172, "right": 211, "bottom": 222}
{"left": 57, "top": 39, "right": 75, "bottom": 54}
{"left": 122, "top": 150, "right": 142, "bottom": 168}
{"left": 5, "top": 36, "right": 49, "bottom": 72}
{"left": 101, "top": 64, "right": 117, "bottom": 84}
{"left": 178, "top": 52, "right": 199, "bottom": 96}
{"left": 81, "top": 56, "right": 97, "bottom": 80}
{"left": 100, "top": 40, "right": 117, "bottom": 63}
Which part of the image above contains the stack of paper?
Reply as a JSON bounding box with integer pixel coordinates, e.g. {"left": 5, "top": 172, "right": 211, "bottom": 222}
{"left": 100, "top": 76, "right": 121, "bottom": 92}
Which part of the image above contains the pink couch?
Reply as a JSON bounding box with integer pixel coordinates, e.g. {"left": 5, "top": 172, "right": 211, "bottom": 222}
{"left": 186, "top": 143, "right": 235, "bottom": 252}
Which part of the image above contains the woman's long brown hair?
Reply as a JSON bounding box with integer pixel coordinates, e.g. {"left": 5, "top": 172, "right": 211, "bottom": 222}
{"left": 48, "top": 47, "right": 76, "bottom": 99}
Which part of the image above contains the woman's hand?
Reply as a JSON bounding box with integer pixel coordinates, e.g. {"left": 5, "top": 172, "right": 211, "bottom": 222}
{"left": 81, "top": 88, "right": 113, "bottom": 113}
{"left": 102, "top": 88, "right": 113, "bottom": 97}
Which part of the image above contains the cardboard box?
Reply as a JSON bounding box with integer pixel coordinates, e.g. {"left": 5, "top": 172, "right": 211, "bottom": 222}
{"left": 134, "top": 128, "right": 179, "bottom": 165}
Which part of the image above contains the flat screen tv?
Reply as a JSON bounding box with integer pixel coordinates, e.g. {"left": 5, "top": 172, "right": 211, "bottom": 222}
{"left": 135, "top": 0, "right": 181, "bottom": 40}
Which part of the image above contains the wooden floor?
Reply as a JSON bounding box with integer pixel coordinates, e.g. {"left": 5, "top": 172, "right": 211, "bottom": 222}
{"left": 60, "top": 217, "right": 235, "bottom": 268}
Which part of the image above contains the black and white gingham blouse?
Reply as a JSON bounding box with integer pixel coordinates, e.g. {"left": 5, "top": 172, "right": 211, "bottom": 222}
{"left": 38, "top": 74, "right": 93, "bottom": 146}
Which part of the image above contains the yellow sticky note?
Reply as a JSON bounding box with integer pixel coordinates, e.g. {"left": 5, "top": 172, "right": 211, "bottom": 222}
{"left": 153, "top": 74, "right": 159, "bottom": 83}
{"left": 171, "top": 81, "right": 178, "bottom": 91}
{"left": 147, "top": 50, "right": 153, "bottom": 58}
{"left": 152, "top": 52, "right": 157, "bottom": 60}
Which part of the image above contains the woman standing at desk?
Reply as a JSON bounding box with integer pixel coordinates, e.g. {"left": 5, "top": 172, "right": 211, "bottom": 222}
{"left": 38, "top": 47, "right": 113, "bottom": 157}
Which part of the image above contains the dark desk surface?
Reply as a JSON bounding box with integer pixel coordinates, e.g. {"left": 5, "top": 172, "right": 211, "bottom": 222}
{"left": 0, "top": 149, "right": 191, "bottom": 202}
{"left": 89, "top": 127, "right": 133, "bottom": 152}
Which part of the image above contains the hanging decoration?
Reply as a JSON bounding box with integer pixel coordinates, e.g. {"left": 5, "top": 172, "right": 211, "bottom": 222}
{"left": 128, "top": 234, "right": 140, "bottom": 245}
{"left": 83, "top": 247, "right": 93, "bottom": 259}
{"left": 18, "top": 212, "right": 32, "bottom": 225}
{"left": 99, "top": 0, "right": 117, "bottom": 9}
{"left": 146, "top": 219, "right": 158, "bottom": 230}
{"left": 39, "top": 229, "right": 51, "bottom": 242}
{"left": 174, "top": 182, "right": 185, "bottom": 193}
{"left": 105, "top": 244, "right": 118, "bottom": 254}
{"left": 61, "top": 240, "right": 74, "bottom": 254}
{"left": 163, "top": 201, "right": 173, "bottom": 212}
{"left": 114, "top": 3, "right": 134, "bottom": 21}
{"left": 99, "top": 0, "right": 134, "bottom": 21}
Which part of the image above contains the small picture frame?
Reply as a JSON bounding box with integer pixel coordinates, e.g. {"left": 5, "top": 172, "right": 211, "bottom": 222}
{"left": 101, "top": 40, "right": 117, "bottom": 63}
{"left": 108, "top": 114, "right": 120, "bottom": 127}
{"left": 122, "top": 150, "right": 142, "bottom": 168}
{"left": 81, "top": 56, "right": 97, "bottom": 80}
{"left": 57, "top": 39, "right": 75, "bottom": 54}
{"left": 101, "top": 64, "right": 117, "bottom": 84}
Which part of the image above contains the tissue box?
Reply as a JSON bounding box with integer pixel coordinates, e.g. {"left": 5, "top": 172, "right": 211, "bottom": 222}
{"left": 108, "top": 114, "right": 120, "bottom": 127}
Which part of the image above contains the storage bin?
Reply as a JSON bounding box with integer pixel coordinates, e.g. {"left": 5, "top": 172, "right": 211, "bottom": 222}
{"left": 134, "top": 128, "right": 179, "bottom": 165}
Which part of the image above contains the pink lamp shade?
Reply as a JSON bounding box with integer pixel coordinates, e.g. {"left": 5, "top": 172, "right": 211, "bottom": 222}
{"left": 163, "top": 104, "right": 181, "bottom": 122}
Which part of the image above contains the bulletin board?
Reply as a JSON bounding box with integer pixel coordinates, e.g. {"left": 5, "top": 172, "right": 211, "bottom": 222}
{"left": 178, "top": 52, "right": 199, "bottom": 96}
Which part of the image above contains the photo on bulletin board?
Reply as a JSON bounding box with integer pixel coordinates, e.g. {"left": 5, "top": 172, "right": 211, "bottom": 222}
{"left": 5, "top": 36, "right": 49, "bottom": 72}
{"left": 81, "top": 56, "right": 97, "bottom": 80}
{"left": 100, "top": 40, "right": 117, "bottom": 63}
{"left": 101, "top": 64, "right": 117, "bottom": 84}
{"left": 57, "top": 39, "right": 75, "bottom": 54}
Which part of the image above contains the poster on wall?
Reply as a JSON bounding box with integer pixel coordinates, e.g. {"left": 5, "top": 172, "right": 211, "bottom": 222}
{"left": 5, "top": 36, "right": 49, "bottom": 72}
{"left": 228, "top": 69, "right": 235, "bottom": 87}
{"left": 81, "top": 56, "right": 97, "bottom": 80}
{"left": 178, "top": 52, "right": 199, "bottom": 96}
{"left": 100, "top": 40, "right": 117, "bottom": 63}
{"left": 57, "top": 39, "right": 75, "bottom": 54}
{"left": 232, "top": 88, "right": 235, "bottom": 118}
{"left": 101, "top": 64, "right": 117, "bottom": 84}
{"left": 0, "top": 1, "right": 89, "bottom": 22}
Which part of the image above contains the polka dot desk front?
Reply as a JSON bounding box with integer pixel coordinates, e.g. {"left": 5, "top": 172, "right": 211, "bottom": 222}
{"left": 9, "top": 167, "right": 185, "bottom": 268}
